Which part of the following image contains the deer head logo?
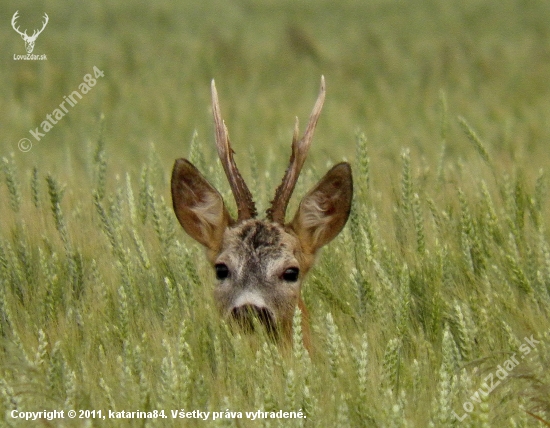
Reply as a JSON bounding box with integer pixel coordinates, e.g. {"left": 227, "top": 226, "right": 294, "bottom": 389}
{"left": 171, "top": 77, "right": 353, "bottom": 350}
{"left": 12, "top": 11, "right": 49, "bottom": 54}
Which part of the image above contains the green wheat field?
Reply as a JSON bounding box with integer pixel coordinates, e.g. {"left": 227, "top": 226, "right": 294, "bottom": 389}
{"left": 1, "top": 0, "right": 550, "bottom": 426}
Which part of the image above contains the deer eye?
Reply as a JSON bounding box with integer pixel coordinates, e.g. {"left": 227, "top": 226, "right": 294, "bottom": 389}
{"left": 215, "top": 263, "right": 230, "bottom": 280}
{"left": 282, "top": 267, "right": 300, "bottom": 282}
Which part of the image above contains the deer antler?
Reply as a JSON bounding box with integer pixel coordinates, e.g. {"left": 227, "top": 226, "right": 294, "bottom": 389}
{"left": 31, "top": 13, "right": 49, "bottom": 40}
{"left": 11, "top": 11, "right": 48, "bottom": 40}
{"left": 11, "top": 11, "right": 27, "bottom": 38}
{"left": 211, "top": 80, "right": 257, "bottom": 222}
{"left": 267, "top": 76, "right": 326, "bottom": 224}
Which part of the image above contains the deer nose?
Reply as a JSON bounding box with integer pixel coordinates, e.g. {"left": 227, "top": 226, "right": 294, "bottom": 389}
{"left": 230, "top": 305, "right": 276, "bottom": 335}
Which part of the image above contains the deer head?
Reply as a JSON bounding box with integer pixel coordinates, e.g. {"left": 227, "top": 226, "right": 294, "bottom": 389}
{"left": 12, "top": 11, "right": 49, "bottom": 54}
{"left": 171, "top": 77, "right": 353, "bottom": 348}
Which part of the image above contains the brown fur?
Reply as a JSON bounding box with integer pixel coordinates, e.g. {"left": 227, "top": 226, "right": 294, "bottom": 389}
{"left": 171, "top": 79, "right": 352, "bottom": 351}
{"left": 172, "top": 162, "right": 352, "bottom": 349}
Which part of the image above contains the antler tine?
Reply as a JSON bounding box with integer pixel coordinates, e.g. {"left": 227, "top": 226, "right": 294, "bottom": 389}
{"left": 267, "top": 76, "right": 326, "bottom": 224}
{"left": 36, "top": 13, "right": 49, "bottom": 36}
{"left": 11, "top": 11, "right": 27, "bottom": 37}
{"left": 30, "top": 13, "right": 48, "bottom": 38}
{"left": 211, "top": 80, "right": 257, "bottom": 222}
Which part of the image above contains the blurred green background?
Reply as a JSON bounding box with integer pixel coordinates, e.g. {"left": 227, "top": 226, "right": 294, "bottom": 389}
{"left": 2, "top": 0, "right": 550, "bottom": 183}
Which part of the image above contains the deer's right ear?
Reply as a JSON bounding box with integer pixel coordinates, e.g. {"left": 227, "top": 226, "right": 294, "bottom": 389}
{"left": 171, "top": 159, "right": 232, "bottom": 252}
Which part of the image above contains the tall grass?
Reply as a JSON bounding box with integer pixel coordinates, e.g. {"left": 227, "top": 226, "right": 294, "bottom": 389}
{"left": 1, "top": 117, "right": 549, "bottom": 425}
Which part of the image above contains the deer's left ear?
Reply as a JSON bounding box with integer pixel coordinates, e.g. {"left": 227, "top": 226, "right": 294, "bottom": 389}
{"left": 289, "top": 162, "right": 353, "bottom": 254}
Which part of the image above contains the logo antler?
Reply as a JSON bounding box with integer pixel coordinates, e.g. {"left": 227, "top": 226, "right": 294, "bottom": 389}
{"left": 12, "top": 11, "right": 49, "bottom": 54}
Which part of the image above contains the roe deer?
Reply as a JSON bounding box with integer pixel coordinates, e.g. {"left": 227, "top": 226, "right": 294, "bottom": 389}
{"left": 171, "top": 77, "right": 352, "bottom": 350}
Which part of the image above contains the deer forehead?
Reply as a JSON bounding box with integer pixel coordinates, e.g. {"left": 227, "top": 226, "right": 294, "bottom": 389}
{"left": 216, "top": 220, "right": 301, "bottom": 276}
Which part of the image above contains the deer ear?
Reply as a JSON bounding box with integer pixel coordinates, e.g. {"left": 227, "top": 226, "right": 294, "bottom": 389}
{"left": 289, "top": 162, "right": 353, "bottom": 254}
{"left": 171, "top": 159, "right": 232, "bottom": 252}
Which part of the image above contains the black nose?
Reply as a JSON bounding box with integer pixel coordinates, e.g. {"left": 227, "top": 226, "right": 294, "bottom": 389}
{"left": 231, "top": 305, "right": 276, "bottom": 335}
